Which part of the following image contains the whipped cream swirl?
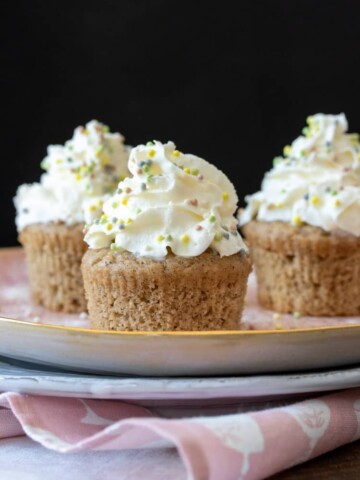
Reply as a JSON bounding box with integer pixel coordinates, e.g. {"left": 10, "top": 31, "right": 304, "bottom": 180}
{"left": 240, "top": 113, "right": 360, "bottom": 236}
{"left": 14, "top": 120, "right": 130, "bottom": 230}
{"left": 85, "top": 141, "right": 246, "bottom": 258}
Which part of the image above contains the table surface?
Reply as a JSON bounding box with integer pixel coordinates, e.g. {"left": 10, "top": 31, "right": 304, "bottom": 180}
{"left": 272, "top": 439, "right": 360, "bottom": 479}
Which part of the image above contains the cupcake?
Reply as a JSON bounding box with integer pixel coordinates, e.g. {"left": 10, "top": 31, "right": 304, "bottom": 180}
{"left": 240, "top": 113, "right": 360, "bottom": 316}
{"left": 14, "top": 120, "right": 130, "bottom": 313}
{"left": 82, "top": 141, "right": 251, "bottom": 331}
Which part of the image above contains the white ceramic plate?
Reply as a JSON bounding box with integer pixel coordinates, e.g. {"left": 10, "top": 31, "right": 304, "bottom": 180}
{"left": 1, "top": 356, "right": 360, "bottom": 406}
{"left": 1, "top": 248, "right": 360, "bottom": 376}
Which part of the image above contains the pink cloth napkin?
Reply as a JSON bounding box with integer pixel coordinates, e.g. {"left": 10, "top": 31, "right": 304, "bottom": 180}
{"left": 1, "top": 389, "right": 360, "bottom": 479}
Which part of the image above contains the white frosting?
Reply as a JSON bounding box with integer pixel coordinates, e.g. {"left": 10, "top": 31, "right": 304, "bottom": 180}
{"left": 85, "top": 141, "right": 247, "bottom": 258}
{"left": 14, "top": 120, "right": 130, "bottom": 230}
{"left": 240, "top": 113, "right": 360, "bottom": 236}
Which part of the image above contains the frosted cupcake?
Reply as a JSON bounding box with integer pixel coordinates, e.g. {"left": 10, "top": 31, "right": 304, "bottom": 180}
{"left": 14, "top": 120, "right": 130, "bottom": 313}
{"left": 240, "top": 113, "right": 360, "bottom": 316}
{"left": 82, "top": 140, "right": 251, "bottom": 331}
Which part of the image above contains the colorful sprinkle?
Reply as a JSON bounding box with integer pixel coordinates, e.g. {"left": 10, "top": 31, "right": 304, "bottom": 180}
{"left": 125, "top": 187, "right": 132, "bottom": 194}
{"left": 89, "top": 205, "right": 97, "bottom": 212}
{"left": 121, "top": 197, "right": 128, "bottom": 206}
{"left": 117, "top": 188, "right": 123, "bottom": 194}
{"left": 166, "top": 234, "right": 173, "bottom": 241}
{"left": 293, "top": 311, "right": 301, "bottom": 319}
{"left": 126, "top": 218, "right": 133, "bottom": 224}
{"left": 187, "top": 198, "right": 198, "bottom": 207}
{"left": 112, "top": 202, "right": 119, "bottom": 209}
{"left": 173, "top": 150, "right": 181, "bottom": 157}
{"left": 183, "top": 167, "right": 191, "bottom": 174}
{"left": 273, "top": 313, "right": 281, "bottom": 321}
{"left": 222, "top": 192, "right": 229, "bottom": 201}
{"left": 191, "top": 168, "right": 199, "bottom": 176}
{"left": 214, "top": 232, "right": 223, "bottom": 242}
{"left": 143, "top": 164, "right": 150, "bottom": 173}
{"left": 181, "top": 234, "right": 190, "bottom": 244}
{"left": 310, "top": 196, "right": 320, "bottom": 206}
{"left": 198, "top": 174, "right": 204, "bottom": 180}
{"left": 118, "top": 224, "right": 125, "bottom": 230}
{"left": 209, "top": 215, "right": 216, "bottom": 223}
{"left": 292, "top": 215, "right": 302, "bottom": 226}
{"left": 156, "top": 234, "right": 165, "bottom": 242}
{"left": 146, "top": 141, "right": 154, "bottom": 146}
{"left": 137, "top": 168, "right": 143, "bottom": 175}
{"left": 195, "top": 225, "right": 203, "bottom": 231}
{"left": 141, "top": 183, "right": 146, "bottom": 191}
{"left": 334, "top": 199, "right": 342, "bottom": 207}
{"left": 148, "top": 149, "right": 156, "bottom": 158}
{"left": 283, "top": 145, "right": 291, "bottom": 157}
{"left": 106, "top": 223, "right": 113, "bottom": 231}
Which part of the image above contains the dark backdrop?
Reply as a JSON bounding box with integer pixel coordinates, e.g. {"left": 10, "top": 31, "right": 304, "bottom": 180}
{"left": 2, "top": 0, "right": 360, "bottom": 246}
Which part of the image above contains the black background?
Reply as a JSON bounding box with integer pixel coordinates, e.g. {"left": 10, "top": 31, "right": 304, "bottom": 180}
{"left": 2, "top": 0, "right": 360, "bottom": 246}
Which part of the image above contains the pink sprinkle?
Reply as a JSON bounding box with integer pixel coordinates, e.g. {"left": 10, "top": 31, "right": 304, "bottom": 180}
{"left": 196, "top": 225, "right": 203, "bottom": 231}
{"left": 125, "top": 187, "right": 132, "bottom": 194}
{"left": 198, "top": 174, "right": 204, "bottom": 180}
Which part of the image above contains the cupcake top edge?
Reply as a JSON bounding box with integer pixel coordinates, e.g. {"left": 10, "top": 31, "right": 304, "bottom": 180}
{"left": 84, "top": 140, "right": 247, "bottom": 258}
{"left": 14, "top": 120, "right": 131, "bottom": 231}
{"left": 239, "top": 113, "right": 360, "bottom": 237}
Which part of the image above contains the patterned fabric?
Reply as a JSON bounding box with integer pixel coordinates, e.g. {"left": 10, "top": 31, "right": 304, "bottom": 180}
{"left": 1, "top": 389, "right": 360, "bottom": 479}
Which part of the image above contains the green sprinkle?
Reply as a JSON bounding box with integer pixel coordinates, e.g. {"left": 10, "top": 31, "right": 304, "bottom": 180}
{"left": 40, "top": 160, "right": 47, "bottom": 170}
{"left": 293, "top": 311, "right": 301, "bottom": 319}
{"left": 143, "top": 164, "right": 150, "bottom": 173}
{"left": 147, "top": 174, "right": 154, "bottom": 181}
{"left": 166, "top": 234, "right": 173, "bottom": 241}
{"left": 103, "top": 125, "right": 110, "bottom": 132}
{"left": 209, "top": 215, "right": 216, "bottom": 223}
{"left": 146, "top": 141, "right": 154, "bottom": 146}
{"left": 136, "top": 208, "right": 142, "bottom": 214}
{"left": 273, "top": 157, "right": 282, "bottom": 167}
{"left": 191, "top": 168, "right": 199, "bottom": 176}
{"left": 331, "top": 190, "right": 338, "bottom": 196}
{"left": 214, "top": 232, "right": 223, "bottom": 242}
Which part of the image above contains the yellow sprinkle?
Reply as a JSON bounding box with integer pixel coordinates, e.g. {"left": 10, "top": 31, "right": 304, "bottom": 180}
{"left": 173, "top": 150, "right": 181, "bottom": 157}
{"left": 112, "top": 202, "right": 119, "bottom": 209}
{"left": 148, "top": 149, "right": 156, "bottom": 158}
{"left": 181, "top": 234, "right": 190, "bottom": 244}
{"left": 101, "top": 155, "right": 110, "bottom": 166}
{"left": 306, "top": 115, "right": 314, "bottom": 125}
{"left": 334, "top": 199, "right": 342, "bottom": 207}
{"left": 121, "top": 197, "right": 128, "bottom": 206}
{"left": 126, "top": 218, "right": 133, "bottom": 224}
{"left": 101, "top": 214, "right": 109, "bottom": 220}
{"left": 275, "top": 202, "right": 284, "bottom": 208}
{"left": 283, "top": 145, "right": 291, "bottom": 157}
{"left": 156, "top": 234, "right": 165, "bottom": 242}
{"left": 106, "top": 223, "right": 113, "bottom": 231}
{"left": 310, "top": 195, "right": 320, "bottom": 206}
{"left": 55, "top": 159, "right": 64, "bottom": 164}
{"left": 292, "top": 215, "right": 302, "bottom": 226}
{"left": 97, "top": 200, "right": 104, "bottom": 207}
{"left": 75, "top": 174, "right": 81, "bottom": 181}
{"left": 117, "top": 219, "right": 125, "bottom": 224}
{"left": 83, "top": 129, "right": 89, "bottom": 135}
{"left": 183, "top": 167, "right": 191, "bottom": 174}
{"left": 222, "top": 192, "right": 229, "bottom": 201}
{"left": 89, "top": 205, "right": 97, "bottom": 212}
{"left": 273, "top": 313, "right": 281, "bottom": 321}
